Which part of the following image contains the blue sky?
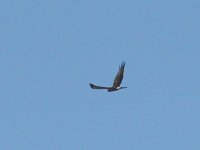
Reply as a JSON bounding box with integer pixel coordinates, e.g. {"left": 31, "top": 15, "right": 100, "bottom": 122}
{"left": 0, "top": 0, "right": 200, "bottom": 149}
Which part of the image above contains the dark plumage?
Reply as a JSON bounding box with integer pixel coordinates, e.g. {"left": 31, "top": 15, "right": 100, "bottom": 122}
{"left": 89, "top": 62, "right": 127, "bottom": 92}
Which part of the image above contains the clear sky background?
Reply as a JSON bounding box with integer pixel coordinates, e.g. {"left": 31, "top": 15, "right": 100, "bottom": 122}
{"left": 0, "top": 0, "right": 200, "bottom": 150}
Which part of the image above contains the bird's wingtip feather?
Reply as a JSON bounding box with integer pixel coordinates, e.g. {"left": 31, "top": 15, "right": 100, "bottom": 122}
{"left": 89, "top": 83, "right": 95, "bottom": 88}
{"left": 121, "top": 61, "right": 126, "bottom": 66}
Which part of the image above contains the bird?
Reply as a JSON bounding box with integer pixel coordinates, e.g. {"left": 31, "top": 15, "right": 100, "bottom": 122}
{"left": 89, "top": 61, "right": 127, "bottom": 92}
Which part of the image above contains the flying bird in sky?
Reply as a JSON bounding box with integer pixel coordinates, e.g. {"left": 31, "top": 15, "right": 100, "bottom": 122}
{"left": 90, "top": 62, "right": 127, "bottom": 92}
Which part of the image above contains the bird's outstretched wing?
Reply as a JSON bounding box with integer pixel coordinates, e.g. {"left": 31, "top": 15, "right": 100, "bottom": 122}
{"left": 112, "top": 62, "right": 126, "bottom": 88}
{"left": 89, "top": 83, "right": 110, "bottom": 90}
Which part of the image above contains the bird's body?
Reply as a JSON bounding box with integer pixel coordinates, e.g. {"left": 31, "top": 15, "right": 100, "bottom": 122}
{"left": 89, "top": 62, "right": 127, "bottom": 92}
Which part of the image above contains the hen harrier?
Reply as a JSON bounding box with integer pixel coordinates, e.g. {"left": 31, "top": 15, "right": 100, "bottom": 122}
{"left": 90, "top": 62, "right": 127, "bottom": 92}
